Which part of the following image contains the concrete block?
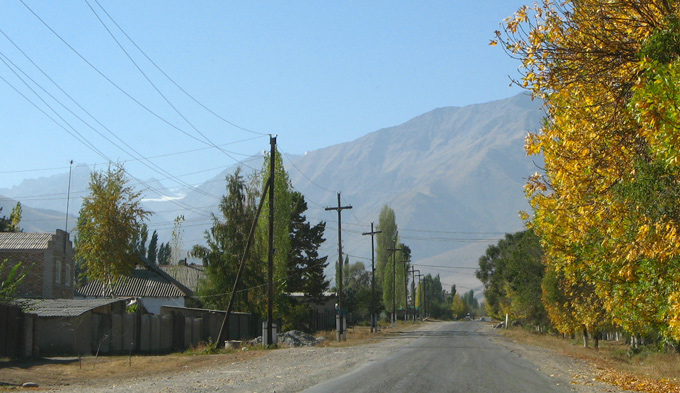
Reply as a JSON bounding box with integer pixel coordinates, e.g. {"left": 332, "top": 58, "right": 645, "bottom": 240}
{"left": 140, "top": 315, "right": 150, "bottom": 352}
{"left": 151, "top": 315, "right": 161, "bottom": 352}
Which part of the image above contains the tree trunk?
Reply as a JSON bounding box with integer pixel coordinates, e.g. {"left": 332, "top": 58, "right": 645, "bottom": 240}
{"left": 583, "top": 327, "right": 589, "bottom": 348}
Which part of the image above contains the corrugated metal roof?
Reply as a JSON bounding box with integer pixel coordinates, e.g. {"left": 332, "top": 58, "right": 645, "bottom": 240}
{"left": 75, "top": 267, "right": 187, "bottom": 298}
{"left": 160, "top": 265, "right": 205, "bottom": 292}
{"left": 0, "top": 232, "right": 52, "bottom": 250}
{"left": 19, "top": 298, "right": 126, "bottom": 317}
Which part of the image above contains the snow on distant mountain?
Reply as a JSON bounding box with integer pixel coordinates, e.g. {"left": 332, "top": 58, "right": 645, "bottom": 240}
{"left": 1, "top": 94, "right": 543, "bottom": 292}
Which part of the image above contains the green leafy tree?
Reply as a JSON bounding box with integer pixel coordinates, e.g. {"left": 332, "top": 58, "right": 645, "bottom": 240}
{"left": 0, "top": 203, "right": 22, "bottom": 232}
{"left": 476, "top": 230, "right": 547, "bottom": 326}
{"left": 75, "top": 164, "right": 150, "bottom": 296}
{"left": 287, "top": 191, "right": 329, "bottom": 302}
{"left": 191, "top": 168, "right": 264, "bottom": 312}
{"left": 132, "top": 223, "right": 149, "bottom": 261}
{"left": 147, "top": 230, "right": 159, "bottom": 264}
{"left": 0, "top": 260, "right": 25, "bottom": 302}
{"left": 157, "top": 242, "right": 171, "bottom": 266}
{"left": 376, "top": 205, "right": 397, "bottom": 287}
{"left": 255, "top": 147, "right": 293, "bottom": 313}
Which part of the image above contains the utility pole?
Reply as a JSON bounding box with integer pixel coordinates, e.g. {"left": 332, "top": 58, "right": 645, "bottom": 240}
{"left": 326, "top": 192, "right": 352, "bottom": 341}
{"left": 387, "top": 240, "right": 402, "bottom": 325}
{"left": 362, "top": 223, "right": 381, "bottom": 333}
{"left": 415, "top": 271, "right": 423, "bottom": 320}
{"left": 402, "top": 259, "right": 410, "bottom": 321}
{"left": 266, "top": 135, "right": 276, "bottom": 346}
{"left": 410, "top": 266, "right": 418, "bottom": 321}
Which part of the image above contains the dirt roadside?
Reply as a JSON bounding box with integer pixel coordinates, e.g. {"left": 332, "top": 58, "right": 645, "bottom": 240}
{"left": 0, "top": 322, "right": 638, "bottom": 392}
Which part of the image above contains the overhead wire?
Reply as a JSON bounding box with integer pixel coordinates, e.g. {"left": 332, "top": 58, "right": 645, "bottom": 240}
{"left": 91, "top": 0, "right": 268, "bottom": 137}
{"left": 18, "top": 0, "right": 263, "bottom": 172}
{"left": 84, "top": 0, "right": 261, "bottom": 171}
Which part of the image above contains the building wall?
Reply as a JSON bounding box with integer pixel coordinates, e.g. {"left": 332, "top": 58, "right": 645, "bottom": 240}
{"left": 140, "top": 297, "right": 185, "bottom": 315}
{"left": 0, "top": 250, "right": 45, "bottom": 298}
{"left": 47, "top": 230, "right": 75, "bottom": 299}
{"left": 0, "top": 230, "right": 75, "bottom": 299}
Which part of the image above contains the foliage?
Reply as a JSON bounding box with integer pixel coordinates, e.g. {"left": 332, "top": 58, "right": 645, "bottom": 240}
{"left": 476, "top": 230, "right": 547, "bottom": 326}
{"left": 255, "top": 147, "right": 293, "bottom": 314}
{"left": 157, "top": 242, "right": 171, "bottom": 265}
{"left": 286, "top": 191, "right": 329, "bottom": 302}
{"left": 147, "top": 230, "right": 158, "bottom": 264}
{"left": 0, "top": 202, "right": 23, "bottom": 232}
{"left": 75, "top": 163, "right": 150, "bottom": 295}
{"left": 376, "top": 205, "right": 397, "bottom": 288}
{"left": 190, "top": 167, "right": 264, "bottom": 313}
{"left": 497, "top": 0, "right": 680, "bottom": 342}
{"left": 170, "top": 215, "right": 185, "bottom": 265}
{"left": 0, "top": 260, "right": 25, "bottom": 302}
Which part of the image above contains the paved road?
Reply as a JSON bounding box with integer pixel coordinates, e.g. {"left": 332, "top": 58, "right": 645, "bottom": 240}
{"left": 303, "top": 321, "right": 572, "bottom": 393}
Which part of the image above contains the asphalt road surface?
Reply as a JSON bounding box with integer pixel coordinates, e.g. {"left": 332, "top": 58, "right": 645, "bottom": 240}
{"left": 303, "top": 321, "right": 573, "bottom": 393}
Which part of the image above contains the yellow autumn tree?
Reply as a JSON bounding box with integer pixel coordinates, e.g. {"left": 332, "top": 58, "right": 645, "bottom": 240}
{"left": 498, "top": 0, "right": 680, "bottom": 341}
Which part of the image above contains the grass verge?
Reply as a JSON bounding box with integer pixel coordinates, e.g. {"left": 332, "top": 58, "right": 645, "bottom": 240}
{"left": 502, "top": 328, "right": 680, "bottom": 393}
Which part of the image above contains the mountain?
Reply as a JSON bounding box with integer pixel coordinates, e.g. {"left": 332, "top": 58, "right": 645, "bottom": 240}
{"left": 1, "top": 94, "right": 544, "bottom": 293}
{"left": 284, "top": 93, "right": 543, "bottom": 291}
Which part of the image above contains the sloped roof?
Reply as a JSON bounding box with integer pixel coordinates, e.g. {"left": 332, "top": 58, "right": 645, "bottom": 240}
{"left": 159, "top": 264, "right": 205, "bottom": 292}
{"left": 76, "top": 264, "right": 190, "bottom": 298}
{"left": 19, "top": 298, "right": 126, "bottom": 317}
{"left": 0, "top": 232, "right": 52, "bottom": 250}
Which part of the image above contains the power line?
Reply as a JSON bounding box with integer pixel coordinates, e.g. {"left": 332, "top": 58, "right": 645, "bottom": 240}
{"left": 91, "top": 0, "right": 268, "bottom": 137}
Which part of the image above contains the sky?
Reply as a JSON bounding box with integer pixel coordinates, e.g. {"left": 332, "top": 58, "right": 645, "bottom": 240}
{"left": 0, "top": 1, "right": 528, "bottom": 191}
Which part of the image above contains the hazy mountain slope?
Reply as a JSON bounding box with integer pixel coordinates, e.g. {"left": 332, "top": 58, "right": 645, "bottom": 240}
{"left": 285, "top": 94, "right": 543, "bottom": 292}
{"left": 2, "top": 94, "right": 543, "bottom": 292}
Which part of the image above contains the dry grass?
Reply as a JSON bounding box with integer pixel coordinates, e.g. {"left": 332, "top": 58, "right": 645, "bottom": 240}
{"left": 315, "top": 321, "right": 422, "bottom": 347}
{"left": 0, "top": 349, "right": 263, "bottom": 389}
{"left": 0, "top": 322, "right": 424, "bottom": 389}
{"left": 502, "top": 328, "right": 680, "bottom": 392}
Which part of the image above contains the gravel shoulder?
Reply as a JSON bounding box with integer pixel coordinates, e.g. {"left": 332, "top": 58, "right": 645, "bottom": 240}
{"left": 3, "top": 321, "right": 636, "bottom": 392}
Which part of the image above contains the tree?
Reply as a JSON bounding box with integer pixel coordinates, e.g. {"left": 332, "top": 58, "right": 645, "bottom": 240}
{"left": 75, "top": 163, "right": 150, "bottom": 296}
{"left": 170, "top": 215, "right": 185, "bottom": 265}
{"left": 147, "top": 230, "right": 159, "bottom": 264}
{"left": 0, "top": 203, "right": 22, "bottom": 232}
{"left": 497, "top": 0, "right": 680, "bottom": 342}
{"left": 255, "top": 147, "right": 293, "bottom": 312}
{"left": 0, "top": 260, "right": 25, "bottom": 302}
{"left": 287, "top": 191, "right": 329, "bottom": 302}
{"left": 157, "top": 242, "right": 171, "bottom": 266}
{"left": 476, "top": 230, "right": 547, "bottom": 326}
{"left": 376, "top": 205, "right": 397, "bottom": 287}
{"left": 190, "top": 168, "right": 263, "bottom": 312}
{"left": 451, "top": 294, "right": 468, "bottom": 319}
{"left": 132, "top": 223, "right": 149, "bottom": 261}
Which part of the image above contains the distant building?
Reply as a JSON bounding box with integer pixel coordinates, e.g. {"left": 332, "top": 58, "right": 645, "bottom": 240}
{"left": 75, "top": 258, "right": 192, "bottom": 314}
{"left": 159, "top": 262, "right": 205, "bottom": 293}
{"left": 0, "top": 230, "right": 74, "bottom": 299}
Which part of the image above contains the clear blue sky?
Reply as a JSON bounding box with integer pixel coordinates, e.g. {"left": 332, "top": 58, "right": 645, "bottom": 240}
{"left": 1, "top": 1, "right": 527, "bottom": 190}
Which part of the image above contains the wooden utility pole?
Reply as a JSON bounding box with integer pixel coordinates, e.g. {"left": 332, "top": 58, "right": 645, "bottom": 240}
{"left": 402, "top": 259, "right": 410, "bottom": 321}
{"left": 414, "top": 270, "right": 423, "bottom": 320}
{"left": 267, "top": 135, "right": 276, "bottom": 346}
{"left": 362, "top": 223, "right": 381, "bottom": 333}
{"left": 325, "top": 192, "right": 352, "bottom": 341}
{"left": 387, "top": 241, "right": 402, "bottom": 325}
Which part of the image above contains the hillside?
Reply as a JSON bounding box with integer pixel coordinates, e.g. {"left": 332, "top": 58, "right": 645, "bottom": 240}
{"left": 0, "top": 94, "right": 544, "bottom": 292}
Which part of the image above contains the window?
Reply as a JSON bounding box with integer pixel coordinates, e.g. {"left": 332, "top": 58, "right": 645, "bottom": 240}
{"left": 65, "top": 264, "right": 71, "bottom": 287}
{"left": 55, "top": 260, "right": 62, "bottom": 284}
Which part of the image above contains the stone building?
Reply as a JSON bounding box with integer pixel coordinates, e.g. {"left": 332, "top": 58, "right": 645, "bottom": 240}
{"left": 0, "top": 230, "right": 74, "bottom": 299}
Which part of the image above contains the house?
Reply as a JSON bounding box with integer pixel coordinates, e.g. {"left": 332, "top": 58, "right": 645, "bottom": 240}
{"left": 159, "top": 262, "right": 205, "bottom": 294}
{"left": 0, "top": 230, "right": 74, "bottom": 299}
{"left": 19, "top": 298, "right": 127, "bottom": 356}
{"left": 75, "top": 258, "right": 192, "bottom": 314}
